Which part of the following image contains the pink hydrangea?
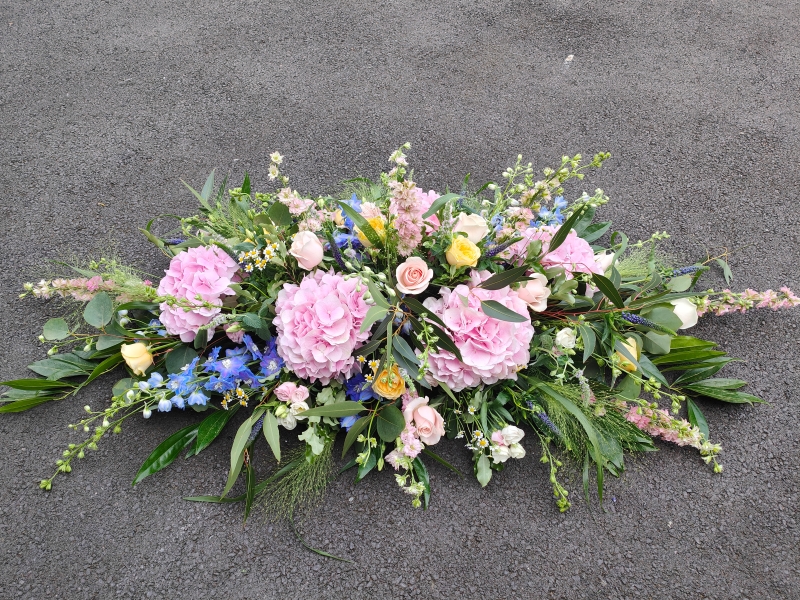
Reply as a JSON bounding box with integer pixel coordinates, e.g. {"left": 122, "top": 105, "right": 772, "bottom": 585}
{"left": 502, "top": 225, "right": 605, "bottom": 278}
{"left": 274, "top": 269, "right": 372, "bottom": 385}
{"left": 157, "top": 245, "right": 239, "bottom": 342}
{"left": 421, "top": 270, "right": 535, "bottom": 391}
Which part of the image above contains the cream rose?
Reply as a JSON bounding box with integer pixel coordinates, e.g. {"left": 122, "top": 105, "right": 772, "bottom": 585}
{"left": 670, "top": 298, "right": 699, "bottom": 330}
{"left": 517, "top": 274, "right": 551, "bottom": 312}
{"left": 453, "top": 212, "right": 490, "bottom": 244}
{"left": 403, "top": 396, "right": 445, "bottom": 445}
{"left": 396, "top": 257, "right": 434, "bottom": 295}
{"left": 120, "top": 342, "right": 153, "bottom": 377}
{"left": 289, "top": 231, "right": 324, "bottom": 270}
{"left": 555, "top": 328, "right": 576, "bottom": 349}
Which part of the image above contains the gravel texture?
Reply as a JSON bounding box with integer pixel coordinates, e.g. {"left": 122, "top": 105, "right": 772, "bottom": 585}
{"left": 1, "top": 1, "right": 799, "bottom": 598}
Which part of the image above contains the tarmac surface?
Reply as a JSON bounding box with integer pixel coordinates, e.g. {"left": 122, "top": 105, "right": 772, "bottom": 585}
{"left": 1, "top": 1, "right": 799, "bottom": 598}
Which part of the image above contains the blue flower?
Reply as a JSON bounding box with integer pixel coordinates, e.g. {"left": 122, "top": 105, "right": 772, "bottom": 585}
{"left": 342, "top": 193, "right": 362, "bottom": 230}
{"left": 344, "top": 373, "right": 376, "bottom": 402}
{"left": 187, "top": 389, "right": 210, "bottom": 406}
{"left": 171, "top": 395, "right": 186, "bottom": 410}
{"left": 259, "top": 340, "right": 284, "bottom": 379}
{"left": 204, "top": 375, "right": 236, "bottom": 393}
{"left": 553, "top": 196, "right": 568, "bottom": 210}
{"left": 148, "top": 319, "right": 168, "bottom": 337}
{"left": 490, "top": 214, "right": 505, "bottom": 231}
{"left": 340, "top": 415, "right": 360, "bottom": 431}
{"left": 157, "top": 396, "right": 172, "bottom": 412}
{"left": 242, "top": 334, "right": 263, "bottom": 359}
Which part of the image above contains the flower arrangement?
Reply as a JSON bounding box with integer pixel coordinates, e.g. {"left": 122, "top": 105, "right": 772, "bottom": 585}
{"left": 4, "top": 145, "right": 799, "bottom": 548}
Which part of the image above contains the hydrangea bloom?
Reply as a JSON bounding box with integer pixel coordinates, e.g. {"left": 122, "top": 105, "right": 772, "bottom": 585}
{"left": 421, "top": 270, "right": 535, "bottom": 391}
{"left": 502, "top": 225, "right": 605, "bottom": 278}
{"left": 157, "top": 246, "right": 239, "bottom": 342}
{"left": 274, "top": 270, "right": 372, "bottom": 384}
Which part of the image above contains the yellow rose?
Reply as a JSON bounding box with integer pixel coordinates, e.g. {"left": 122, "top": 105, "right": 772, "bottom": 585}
{"left": 615, "top": 337, "right": 640, "bottom": 373}
{"left": 121, "top": 342, "right": 154, "bottom": 376}
{"left": 372, "top": 364, "right": 406, "bottom": 400}
{"left": 445, "top": 236, "right": 481, "bottom": 268}
{"left": 356, "top": 217, "right": 386, "bottom": 248}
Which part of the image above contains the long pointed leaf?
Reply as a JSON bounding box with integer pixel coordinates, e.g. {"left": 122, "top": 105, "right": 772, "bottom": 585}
{"left": 133, "top": 423, "right": 200, "bottom": 485}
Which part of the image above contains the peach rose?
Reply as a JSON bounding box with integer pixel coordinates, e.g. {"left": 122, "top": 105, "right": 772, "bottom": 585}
{"left": 395, "top": 257, "right": 434, "bottom": 295}
{"left": 372, "top": 364, "right": 406, "bottom": 399}
{"left": 289, "top": 231, "right": 324, "bottom": 270}
{"left": 403, "top": 396, "right": 445, "bottom": 445}
{"left": 517, "top": 273, "right": 551, "bottom": 311}
{"left": 120, "top": 342, "right": 153, "bottom": 377}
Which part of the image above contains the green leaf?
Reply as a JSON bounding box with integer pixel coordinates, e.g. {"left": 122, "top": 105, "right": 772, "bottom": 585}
{"left": 424, "top": 321, "right": 463, "bottom": 362}
{"left": 43, "top": 318, "right": 70, "bottom": 341}
{"left": 651, "top": 349, "right": 727, "bottom": 366}
{"left": 547, "top": 204, "right": 590, "bottom": 254}
{"left": 422, "top": 192, "right": 459, "bottom": 219}
{"left": 480, "top": 300, "right": 528, "bottom": 323}
{"left": 636, "top": 354, "right": 669, "bottom": 387}
{"left": 96, "top": 334, "right": 123, "bottom": 350}
{"left": 476, "top": 454, "right": 492, "bottom": 487}
{"left": 579, "top": 324, "right": 596, "bottom": 363}
{"left": 195, "top": 404, "right": 239, "bottom": 455}
{"left": 643, "top": 331, "right": 672, "bottom": 355}
{"left": 132, "top": 423, "right": 200, "bottom": 485}
{"left": 614, "top": 340, "right": 641, "bottom": 373}
{"left": 360, "top": 306, "right": 389, "bottom": 333}
{"left": 0, "top": 394, "right": 59, "bottom": 412}
{"left": 422, "top": 448, "right": 464, "bottom": 477}
{"left": 221, "top": 414, "right": 258, "bottom": 498}
{"left": 266, "top": 201, "right": 292, "bottom": 227}
{"left": 27, "top": 357, "right": 87, "bottom": 380}
{"left": 615, "top": 375, "right": 641, "bottom": 400}
{"left": 571, "top": 206, "right": 597, "bottom": 236}
{"left": 201, "top": 170, "right": 216, "bottom": 202}
{"left": 0, "top": 378, "right": 74, "bottom": 391}
{"left": 641, "top": 306, "right": 682, "bottom": 332}
{"left": 402, "top": 296, "right": 447, "bottom": 330}
{"left": 341, "top": 415, "right": 370, "bottom": 458}
{"left": 365, "top": 278, "right": 389, "bottom": 308}
{"left": 262, "top": 411, "right": 281, "bottom": 462}
{"left": 301, "top": 401, "right": 365, "bottom": 418}
{"left": 667, "top": 275, "right": 693, "bottom": 292}
{"left": 580, "top": 221, "right": 612, "bottom": 243}
{"left": 241, "top": 172, "right": 251, "bottom": 196}
{"left": 112, "top": 378, "right": 134, "bottom": 397}
{"left": 83, "top": 292, "right": 113, "bottom": 328}
{"left": 185, "top": 459, "right": 303, "bottom": 504}
{"left": 243, "top": 462, "right": 256, "bottom": 523}
{"left": 354, "top": 446, "right": 378, "bottom": 482}
{"left": 685, "top": 378, "right": 747, "bottom": 390}
{"left": 392, "top": 335, "right": 418, "bottom": 365}
{"left": 81, "top": 352, "right": 123, "bottom": 387}
{"left": 477, "top": 266, "right": 532, "bottom": 291}
{"left": 376, "top": 405, "right": 405, "bottom": 442}
{"left": 686, "top": 398, "right": 709, "bottom": 439}
{"left": 338, "top": 200, "right": 383, "bottom": 248}
{"left": 165, "top": 345, "right": 198, "bottom": 374}
{"left": 716, "top": 258, "right": 733, "bottom": 284}
{"left": 591, "top": 274, "right": 625, "bottom": 309}
{"left": 354, "top": 335, "right": 386, "bottom": 358}
{"left": 673, "top": 363, "right": 729, "bottom": 385}
{"left": 683, "top": 385, "right": 763, "bottom": 404}
{"left": 193, "top": 328, "right": 208, "bottom": 350}
{"left": 412, "top": 457, "right": 431, "bottom": 508}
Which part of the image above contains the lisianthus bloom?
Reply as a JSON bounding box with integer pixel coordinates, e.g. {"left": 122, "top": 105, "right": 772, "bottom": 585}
{"left": 421, "top": 270, "right": 534, "bottom": 391}
{"left": 274, "top": 270, "right": 372, "bottom": 384}
{"left": 157, "top": 245, "right": 239, "bottom": 342}
{"left": 274, "top": 382, "right": 310, "bottom": 404}
{"left": 121, "top": 342, "right": 153, "bottom": 376}
{"left": 445, "top": 236, "right": 481, "bottom": 268}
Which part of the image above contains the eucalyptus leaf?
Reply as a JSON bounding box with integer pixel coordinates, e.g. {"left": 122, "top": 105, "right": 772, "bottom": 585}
{"left": 83, "top": 292, "right": 113, "bottom": 328}
{"left": 262, "top": 411, "right": 281, "bottom": 462}
{"left": 476, "top": 454, "right": 492, "bottom": 487}
{"left": 376, "top": 404, "right": 405, "bottom": 442}
{"left": 43, "top": 318, "right": 70, "bottom": 341}
{"left": 480, "top": 300, "right": 528, "bottom": 323}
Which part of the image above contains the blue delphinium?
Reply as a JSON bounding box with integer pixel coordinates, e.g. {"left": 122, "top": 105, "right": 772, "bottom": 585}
{"left": 259, "top": 339, "right": 284, "bottom": 379}
{"left": 242, "top": 334, "right": 263, "bottom": 360}
{"left": 344, "top": 373, "right": 376, "bottom": 402}
{"left": 340, "top": 415, "right": 360, "bottom": 431}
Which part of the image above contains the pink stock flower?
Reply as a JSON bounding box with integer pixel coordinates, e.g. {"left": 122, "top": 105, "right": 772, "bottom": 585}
{"left": 157, "top": 245, "right": 239, "bottom": 343}
{"left": 274, "top": 270, "right": 372, "bottom": 384}
{"left": 421, "top": 270, "right": 535, "bottom": 391}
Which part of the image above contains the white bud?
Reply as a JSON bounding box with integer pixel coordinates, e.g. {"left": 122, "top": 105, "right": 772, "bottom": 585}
{"left": 126, "top": 390, "right": 136, "bottom": 401}
{"left": 142, "top": 408, "right": 152, "bottom": 419}
{"left": 117, "top": 310, "right": 129, "bottom": 317}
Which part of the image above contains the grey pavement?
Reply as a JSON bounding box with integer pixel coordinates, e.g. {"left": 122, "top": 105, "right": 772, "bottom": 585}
{"left": 1, "top": 1, "right": 799, "bottom": 598}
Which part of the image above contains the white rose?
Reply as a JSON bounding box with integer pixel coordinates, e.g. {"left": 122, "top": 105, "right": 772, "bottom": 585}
{"left": 490, "top": 444, "right": 511, "bottom": 464}
{"left": 555, "top": 328, "right": 576, "bottom": 349}
{"left": 453, "top": 213, "right": 489, "bottom": 244}
{"left": 670, "top": 298, "right": 699, "bottom": 330}
{"left": 501, "top": 425, "right": 525, "bottom": 445}
{"left": 508, "top": 443, "right": 526, "bottom": 459}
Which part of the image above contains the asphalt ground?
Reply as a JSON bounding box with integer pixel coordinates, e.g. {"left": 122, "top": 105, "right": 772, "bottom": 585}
{"left": 1, "top": 1, "right": 799, "bottom": 598}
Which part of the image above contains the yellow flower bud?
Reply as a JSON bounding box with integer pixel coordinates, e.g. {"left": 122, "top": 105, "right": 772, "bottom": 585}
{"left": 372, "top": 364, "right": 406, "bottom": 400}
{"left": 445, "top": 236, "right": 481, "bottom": 268}
{"left": 615, "top": 337, "right": 640, "bottom": 373}
{"left": 120, "top": 342, "right": 154, "bottom": 377}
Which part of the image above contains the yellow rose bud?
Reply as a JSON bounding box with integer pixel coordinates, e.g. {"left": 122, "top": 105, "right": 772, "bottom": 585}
{"left": 372, "top": 364, "right": 406, "bottom": 400}
{"left": 332, "top": 209, "right": 346, "bottom": 227}
{"left": 120, "top": 342, "right": 154, "bottom": 377}
{"left": 356, "top": 217, "right": 386, "bottom": 248}
{"left": 615, "top": 337, "right": 640, "bottom": 373}
{"left": 445, "top": 236, "right": 481, "bottom": 268}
